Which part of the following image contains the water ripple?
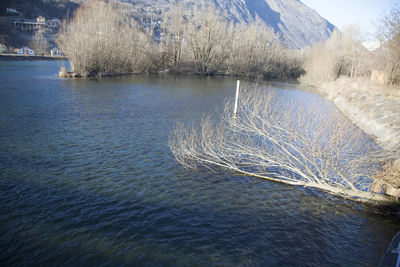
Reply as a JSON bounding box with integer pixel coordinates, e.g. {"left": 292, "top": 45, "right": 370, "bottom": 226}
{"left": 0, "top": 61, "right": 399, "bottom": 266}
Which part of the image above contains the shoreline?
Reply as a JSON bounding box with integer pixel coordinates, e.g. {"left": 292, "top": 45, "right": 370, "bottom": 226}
{"left": 0, "top": 54, "right": 67, "bottom": 60}
{"left": 56, "top": 68, "right": 300, "bottom": 84}
{"left": 316, "top": 77, "right": 400, "bottom": 152}
{"left": 316, "top": 77, "right": 400, "bottom": 198}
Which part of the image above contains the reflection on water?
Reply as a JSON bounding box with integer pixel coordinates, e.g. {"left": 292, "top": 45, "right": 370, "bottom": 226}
{"left": 0, "top": 60, "right": 399, "bottom": 266}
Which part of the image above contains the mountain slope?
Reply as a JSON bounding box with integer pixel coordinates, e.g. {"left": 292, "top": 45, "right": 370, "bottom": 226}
{"left": 221, "top": 0, "right": 336, "bottom": 48}
{"left": 2, "top": 0, "right": 336, "bottom": 49}
{"left": 126, "top": 0, "right": 336, "bottom": 48}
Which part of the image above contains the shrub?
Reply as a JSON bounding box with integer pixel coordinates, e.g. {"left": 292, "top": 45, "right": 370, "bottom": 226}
{"left": 162, "top": 3, "right": 303, "bottom": 79}
{"left": 57, "top": 0, "right": 162, "bottom": 76}
{"left": 301, "top": 26, "right": 370, "bottom": 86}
{"left": 376, "top": 5, "right": 400, "bottom": 85}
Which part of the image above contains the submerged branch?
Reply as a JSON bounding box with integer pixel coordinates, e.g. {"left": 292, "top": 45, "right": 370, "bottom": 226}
{"left": 169, "top": 86, "right": 397, "bottom": 204}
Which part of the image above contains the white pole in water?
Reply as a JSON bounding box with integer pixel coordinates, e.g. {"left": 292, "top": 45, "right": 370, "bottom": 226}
{"left": 234, "top": 80, "right": 240, "bottom": 116}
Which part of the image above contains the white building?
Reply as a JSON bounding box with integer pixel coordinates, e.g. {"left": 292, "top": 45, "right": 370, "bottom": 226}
{"left": 17, "top": 47, "right": 35, "bottom": 55}
{"left": 50, "top": 48, "right": 63, "bottom": 56}
{"left": 0, "top": 43, "right": 7, "bottom": 53}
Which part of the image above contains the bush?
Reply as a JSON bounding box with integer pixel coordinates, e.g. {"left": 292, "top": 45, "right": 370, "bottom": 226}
{"left": 376, "top": 5, "right": 400, "bottom": 85}
{"left": 57, "top": 0, "right": 162, "bottom": 76}
{"left": 58, "top": 1, "right": 304, "bottom": 79}
{"left": 162, "top": 3, "right": 303, "bottom": 79}
{"left": 300, "top": 26, "right": 370, "bottom": 86}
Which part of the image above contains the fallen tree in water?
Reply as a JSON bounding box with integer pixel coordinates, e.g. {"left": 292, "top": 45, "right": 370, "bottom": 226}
{"left": 169, "top": 86, "right": 398, "bottom": 204}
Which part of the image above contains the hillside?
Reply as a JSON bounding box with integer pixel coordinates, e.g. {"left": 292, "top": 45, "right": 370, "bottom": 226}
{"left": 207, "top": 0, "right": 336, "bottom": 48}
{"left": 0, "top": 0, "right": 80, "bottom": 20}
{"left": 1, "top": 0, "right": 336, "bottom": 49}
{"left": 124, "top": 0, "right": 336, "bottom": 48}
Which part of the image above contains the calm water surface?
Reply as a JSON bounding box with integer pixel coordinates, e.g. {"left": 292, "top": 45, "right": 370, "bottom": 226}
{"left": 0, "top": 60, "right": 399, "bottom": 266}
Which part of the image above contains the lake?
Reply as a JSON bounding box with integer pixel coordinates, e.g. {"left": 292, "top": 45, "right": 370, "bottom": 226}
{"left": 0, "top": 60, "right": 399, "bottom": 266}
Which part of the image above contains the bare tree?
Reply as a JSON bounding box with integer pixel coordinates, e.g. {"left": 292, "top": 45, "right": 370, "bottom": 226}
{"left": 30, "top": 30, "right": 50, "bottom": 55}
{"left": 301, "top": 27, "right": 369, "bottom": 85}
{"left": 376, "top": 5, "right": 400, "bottom": 85}
{"left": 169, "top": 86, "right": 395, "bottom": 203}
{"left": 227, "top": 23, "right": 275, "bottom": 77}
{"left": 183, "top": 4, "right": 231, "bottom": 74}
{"left": 334, "top": 25, "right": 369, "bottom": 79}
{"left": 161, "top": 3, "right": 185, "bottom": 69}
{"left": 57, "top": 0, "right": 162, "bottom": 76}
{"left": 300, "top": 42, "right": 337, "bottom": 85}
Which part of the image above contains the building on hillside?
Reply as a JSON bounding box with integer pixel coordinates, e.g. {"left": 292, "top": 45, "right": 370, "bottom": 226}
{"left": 0, "top": 43, "right": 7, "bottom": 53}
{"left": 17, "top": 47, "right": 35, "bottom": 55}
{"left": 48, "top": 18, "right": 61, "bottom": 29}
{"left": 50, "top": 48, "right": 63, "bottom": 56}
{"left": 12, "top": 16, "right": 46, "bottom": 31}
{"left": 6, "top": 8, "right": 21, "bottom": 17}
{"left": 36, "top": 16, "right": 45, "bottom": 23}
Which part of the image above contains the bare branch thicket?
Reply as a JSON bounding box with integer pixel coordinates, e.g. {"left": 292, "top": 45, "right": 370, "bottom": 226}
{"left": 331, "top": 26, "right": 369, "bottom": 79}
{"left": 261, "top": 36, "right": 304, "bottom": 80}
{"left": 299, "top": 42, "right": 337, "bottom": 85}
{"left": 161, "top": 3, "right": 303, "bottom": 79}
{"left": 182, "top": 4, "right": 232, "bottom": 74}
{"left": 169, "top": 87, "right": 395, "bottom": 203}
{"left": 58, "top": 1, "right": 304, "bottom": 78}
{"left": 376, "top": 5, "right": 400, "bottom": 85}
{"left": 161, "top": 2, "right": 185, "bottom": 69}
{"left": 30, "top": 30, "right": 50, "bottom": 55}
{"left": 227, "top": 23, "right": 274, "bottom": 77}
{"left": 301, "top": 27, "right": 369, "bottom": 86}
{"left": 56, "top": 1, "right": 162, "bottom": 75}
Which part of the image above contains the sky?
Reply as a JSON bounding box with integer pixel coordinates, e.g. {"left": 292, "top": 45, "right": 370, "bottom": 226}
{"left": 300, "top": 0, "right": 398, "bottom": 41}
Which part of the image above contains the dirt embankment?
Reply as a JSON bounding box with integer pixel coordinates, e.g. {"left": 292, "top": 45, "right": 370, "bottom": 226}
{"left": 317, "top": 78, "right": 400, "bottom": 197}
{"left": 319, "top": 78, "right": 400, "bottom": 151}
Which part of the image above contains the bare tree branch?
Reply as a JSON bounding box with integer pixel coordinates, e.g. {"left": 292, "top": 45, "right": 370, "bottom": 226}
{"left": 169, "top": 86, "right": 396, "bottom": 203}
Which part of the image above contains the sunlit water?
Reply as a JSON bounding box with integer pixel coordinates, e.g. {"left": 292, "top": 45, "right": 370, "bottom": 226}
{"left": 0, "top": 60, "right": 399, "bottom": 266}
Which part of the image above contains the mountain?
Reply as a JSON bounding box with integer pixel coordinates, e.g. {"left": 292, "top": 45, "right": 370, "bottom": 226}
{"left": 1, "top": 0, "right": 335, "bottom": 49}
{"left": 212, "top": 0, "right": 336, "bottom": 48}
{"left": 124, "top": 0, "right": 336, "bottom": 49}
{"left": 0, "top": 0, "right": 80, "bottom": 20}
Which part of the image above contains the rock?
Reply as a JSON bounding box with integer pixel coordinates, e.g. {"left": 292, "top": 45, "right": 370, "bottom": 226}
{"left": 394, "top": 158, "right": 400, "bottom": 171}
{"left": 372, "top": 179, "right": 400, "bottom": 198}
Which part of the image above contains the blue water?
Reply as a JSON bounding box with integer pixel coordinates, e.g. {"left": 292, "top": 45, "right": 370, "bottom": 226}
{"left": 0, "top": 60, "right": 399, "bottom": 266}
